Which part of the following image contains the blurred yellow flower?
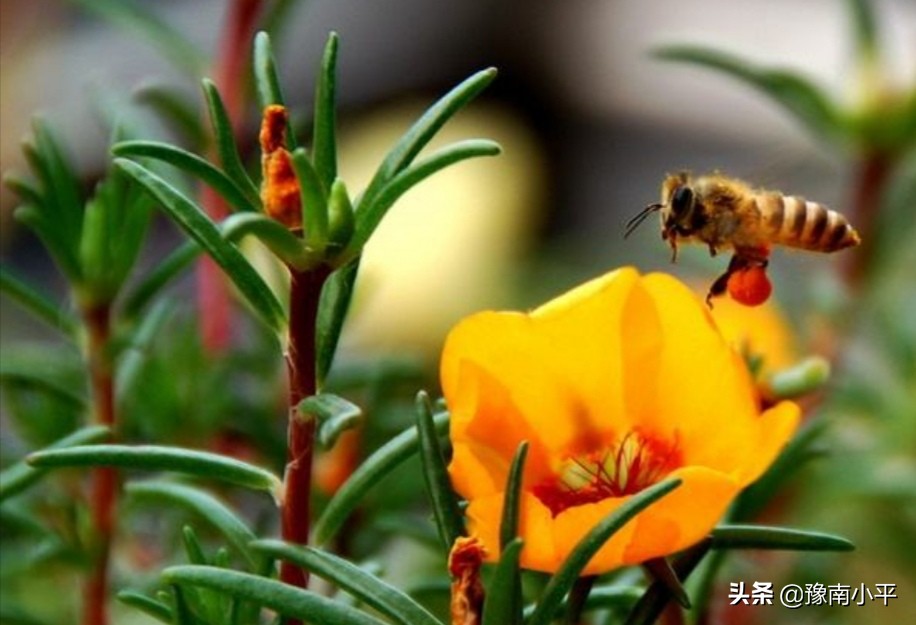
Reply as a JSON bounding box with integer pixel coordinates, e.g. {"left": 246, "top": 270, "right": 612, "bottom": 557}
{"left": 709, "top": 294, "right": 797, "bottom": 376}
{"left": 442, "top": 267, "right": 800, "bottom": 574}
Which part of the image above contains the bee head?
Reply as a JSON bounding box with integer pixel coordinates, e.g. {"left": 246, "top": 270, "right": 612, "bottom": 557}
{"left": 661, "top": 183, "right": 698, "bottom": 239}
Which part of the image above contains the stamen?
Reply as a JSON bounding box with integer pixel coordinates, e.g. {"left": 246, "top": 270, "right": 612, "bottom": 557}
{"left": 532, "top": 431, "right": 681, "bottom": 517}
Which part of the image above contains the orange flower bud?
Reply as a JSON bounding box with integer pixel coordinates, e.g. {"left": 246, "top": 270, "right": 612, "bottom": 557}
{"left": 260, "top": 105, "right": 302, "bottom": 229}
{"left": 727, "top": 265, "right": 772, "bottom": 307}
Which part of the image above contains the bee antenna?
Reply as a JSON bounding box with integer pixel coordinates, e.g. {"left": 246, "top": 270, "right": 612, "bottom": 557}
{"left": 624, "top": 203, "right": 663, "bottom": 239}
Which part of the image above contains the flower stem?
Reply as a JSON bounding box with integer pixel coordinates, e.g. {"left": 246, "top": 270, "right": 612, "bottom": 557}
{"left": 842, "top": 150, "right": 891, "bottom": 289}
{"left": 197, "top": 0, "right": 264, "bottom": 352}
{"left": 280, "top": 266, "right": 331, "bottom": 621}
{"left": 82, "top": 305, "right": 116, "bottom": 625}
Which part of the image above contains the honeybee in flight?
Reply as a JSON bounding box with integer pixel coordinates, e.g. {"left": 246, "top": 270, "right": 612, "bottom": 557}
{"left": 625, "top": 172, "right": 860, "bottom": 304}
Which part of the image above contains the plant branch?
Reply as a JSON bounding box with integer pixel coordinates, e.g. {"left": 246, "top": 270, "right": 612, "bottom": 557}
{"left": 281, "top": 265, "right": 332, "bottom": 624}
{"left": 83, "top": 305, "right": 116, "bottom": 625}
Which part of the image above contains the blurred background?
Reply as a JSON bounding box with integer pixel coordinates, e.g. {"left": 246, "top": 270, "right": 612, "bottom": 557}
{"left": 1, "top": 1, "right": 914, "bottom": 624}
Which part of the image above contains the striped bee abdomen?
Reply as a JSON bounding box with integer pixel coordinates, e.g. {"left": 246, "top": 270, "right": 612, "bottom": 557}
{"left": 756, "top": 194, "right": 860, "bottom": 252}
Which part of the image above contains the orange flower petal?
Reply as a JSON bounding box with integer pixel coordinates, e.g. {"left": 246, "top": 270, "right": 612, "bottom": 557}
{"left": 620, "top": 466, "right": 739, "bottom": 565}
{"left": 732, "top": 400, "right": 801, "bottom": 485}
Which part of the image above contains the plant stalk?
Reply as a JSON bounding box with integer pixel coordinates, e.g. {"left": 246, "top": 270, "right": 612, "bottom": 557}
{"left": 83, "top": 305, "right": 116, "bottom": 625}
{"left": 197, "top": 0, "right": 264, "bottom": 351}
{"left": 842, "top": 150, "right": 891, "bottom": 290}
{"left": 280, "top": 265, "right": 331, "bottom": 622}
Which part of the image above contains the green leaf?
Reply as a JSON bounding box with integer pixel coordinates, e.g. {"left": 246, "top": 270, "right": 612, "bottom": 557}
{"left": 201, "top": 80, "right": 262, "bottom": 209}
{"left": 356, "top": 68, "right": 497, "bottom": 217}
{"left": 764, "top": 356, "right": 831, "bottom": 399}
{"left": 298, "top": 393, "right": 363, "bottom": 449}
{"left": 182, "top": 525, "right": 208, "bottom": 564}
{"left": 847, "top": 0, "right": 879, "bottom": 60}
{"left": 312, "top": 32, "right": 339, "bottom": 191}
{"left": 134, "top": 83, "right": 205, "bottom": 147}
{"left": 500, "top": 441, "right": 528, "bottom": 550}
{"left": 116, "top": 299, "right": 173, "bottom": 403}
{"left": 0, "top": 425, "right": 109, "bottom": 502}
{"left": 643, "top": 558, "right": 690, "bottom": 609}
{"left": 482, "top": 538, "right": 524, "bottom": 625}
{"left": 624, "top": 542, "right": 710, "bottom": 625}
{"left": 251, "top": 540, "right": 443, "bottom": 625}
{"left": 731, "top": 418, "right": 829, "bottom": 521}
{"left": 522, "top": 586, "right": 642, "bottom": 621}
{"left": 28, "top": 445, "right": 283, "bottom": 499}
{"left": 0, "top": 265, "right": 78, "bottom": 337}
{"left": 114, "top": 158, "right": 287, "bottom": 333}
{"left": 121, "top": 241, "right": 197, "bottom": 318}
{"left": 349, "top": 139, "right": 501, "bottom": 254}
{"left": 316, "top": 257, "right": 360, "bottom": 384}
{"left": 126, "top": 480, "right": 265, "bottom": 572}
{"left": 314, "top": 411, "right": 450, "bottom": 544}
{"left": 31, "top": 118, "right": 83, "bottom": 242}
{"left": 117, "top": 590, "right": 173, "bottom": 624}
{"left": 289, "top": 147, "right": 329, "bottom": 252}
{"left": 69, "top": 0, "right": 206, "bottom": 76}
{"left": 527, "top": 478, "right": 682, "bottom": 625}
{"left": 711, "top": 524, "right": 855, "bottom": 552}
{"left": 0, "top": 605, "right": 56, "bottom": 625}
{"left": 163, "top": 566, "right": 389, "bottom": 625}
{"left": 252, "top": 31, "right": 295, "bottom": 145}
{"left": 113, "top": 140, "right": 257, "bottom": 214}
{"left": 416, "top": 391, "right": 464, "bottom": 551}
{"left": 219, "top": 212, "right": 314, "bottom": 269}
{"left": 326, "top": 178, "right": 355, "bottom": 253}
{"left": 654, "top": 45, "right": 842, "bottom": 145}
{"left": 12, "top": 204, "right": 82, "bottom": 281}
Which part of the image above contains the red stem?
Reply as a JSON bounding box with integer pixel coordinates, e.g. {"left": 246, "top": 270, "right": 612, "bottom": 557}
{"left": 280, "top": 266, "right": 331, "bottom": 622}
{"left": 197, "top": 0, "right": 264, "bottom": 352}
{"left": 82, "top": 305, "right": 115, "bottom": 625}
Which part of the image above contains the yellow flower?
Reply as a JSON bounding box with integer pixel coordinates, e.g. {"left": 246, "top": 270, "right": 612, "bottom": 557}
{"left": 442, "top": 267, "right": 800, "bottom": 574}
{"left": 708, "top": 294, "right": 797, "bottom": 376}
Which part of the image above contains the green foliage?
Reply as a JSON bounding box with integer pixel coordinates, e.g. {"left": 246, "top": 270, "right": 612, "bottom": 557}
{"left": 416, "top": 391, "right": 464, "bottom": 552}
{"left": 28, "top": 445, "right": 283, "bottom": 497}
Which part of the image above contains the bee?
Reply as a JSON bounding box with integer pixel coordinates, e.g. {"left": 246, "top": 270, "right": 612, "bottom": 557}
{"left": 625, "top": 172, "right": 860, "bottom": 304}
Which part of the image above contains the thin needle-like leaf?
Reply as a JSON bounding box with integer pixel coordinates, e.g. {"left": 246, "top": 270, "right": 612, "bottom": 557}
{"left": 201, "top": 80, "right": 261, "bottom": 208}
{"left": 113, "top": 140, "right": 257, "bottom": 213}
{"left": 252, "top": 31, "right": 295, "bottom": 146}
{"left": 356, "top": 68, "right": 497, "bottom": 216}
{"left": 314, "top": 411, "right": 450, "bottom": 545}
{"left": 0, "top": 266, "right": 78, "bottom": 337}
{"left": 117, "top": 590, "right": 173, "bottom": 624}
{"left": 482, "top": 538, "right": 524, "bottom": 625}
{"left": 162, "top": 566, "right": 388, "bottom": 625}
{"left": 312, "top": 32, "right": 339, "bottom": 191}
{"left": 114, "top": 158, "right": 287, "bottom": 333}
{"left": 289, "top": 147, "right": 328, "bottom": 252}
{"left": 28, "top": 445, "right": 282, "bottom": 499}
{"left": 349, "top": 139, "right": 501, "bottom": 254}
{"left": 251, "top": 540, "right": 444, "bottom": 625}
{"left": 527, "top": 478, "right": 682, "bottom": 625}
{"left": 416, "top": 391, "right": 464, "bottom": 551}
{"left": 654, "top": 45, "right": 842, "bottom": 145}
{"left": 711, "top": 524, "right": 855, "bottom": 552}
{"left": 315, "top": 257, "right": 360, "bottom": 384}
{"left": 500, "top": 441, "right": 529, "bottom": 550}
{"left": 0, "top": 426, "right": 109, "bottom": 502}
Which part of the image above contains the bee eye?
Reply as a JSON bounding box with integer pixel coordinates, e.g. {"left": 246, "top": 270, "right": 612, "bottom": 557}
{"left": 671, "top": 186, "right": 695, "bottom": 216}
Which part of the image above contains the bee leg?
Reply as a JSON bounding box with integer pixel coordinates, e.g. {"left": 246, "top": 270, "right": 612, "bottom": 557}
{"left": 707, "top": 243, "right": 717, "bottom": 257}
{"left": 669, "top": 238, "right": 679, "bottom": 263}
{"left": 706, "top": 271, "right": 730, "bottom": 307}
{"left": 705, "top": 254, "right": 744, "bottom": 307}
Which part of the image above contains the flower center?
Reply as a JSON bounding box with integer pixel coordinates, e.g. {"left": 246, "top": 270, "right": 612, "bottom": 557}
{"left": 532, "top": 431, "right": 682, "bottom": 517}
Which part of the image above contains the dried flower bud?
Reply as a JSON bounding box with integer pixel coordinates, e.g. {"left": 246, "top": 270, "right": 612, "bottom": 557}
{"left": 260, "top": 105, "right": 301, "bottom": 229}
{"left": 448, "top": 536, "right": 486, "bottom": 625}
